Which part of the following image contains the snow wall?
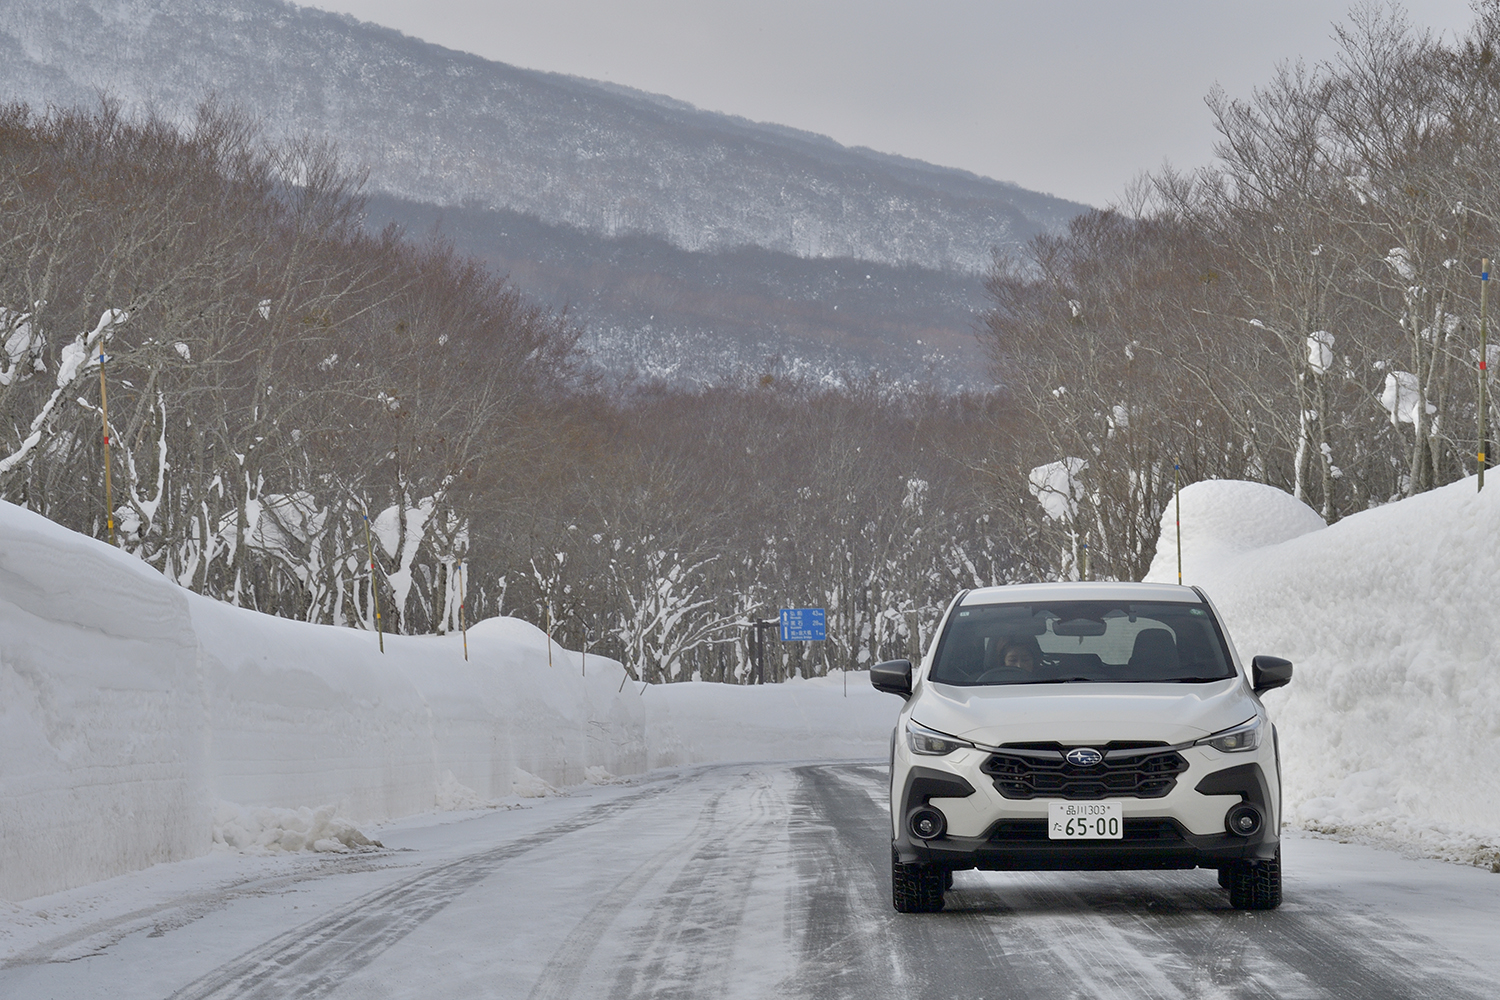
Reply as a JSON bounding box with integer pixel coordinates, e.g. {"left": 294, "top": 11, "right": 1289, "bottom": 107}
{"left": 1145, "top": 478, "right": 1500, "bottom": 865}
{"left": 0, "top": 501, "right": 893, "bottom": 901}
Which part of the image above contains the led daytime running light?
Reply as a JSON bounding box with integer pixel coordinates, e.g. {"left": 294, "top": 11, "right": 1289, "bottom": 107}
{"left": 906, "top": 720, "right": 974, "bottom": 756}
{"left": 1197, "top": 716, "right": 1263, "bottom": 753}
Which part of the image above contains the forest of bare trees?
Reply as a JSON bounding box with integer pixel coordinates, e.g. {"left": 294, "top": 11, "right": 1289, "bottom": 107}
{"left": 5, "top": 4, "right": 1496, "bottom": 684}
{"left": 0, "top": 99, "right": 1031, "bottom": 683}
{"left": 984, "top": 4, "right": 1500, "bottom": 581}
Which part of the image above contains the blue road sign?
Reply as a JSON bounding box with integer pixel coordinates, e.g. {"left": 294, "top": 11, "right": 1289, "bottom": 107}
{"left": 780, "top": 608, "right": 826, "bottom": 641}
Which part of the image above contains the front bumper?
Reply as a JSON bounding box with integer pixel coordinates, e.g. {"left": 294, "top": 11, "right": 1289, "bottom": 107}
{"left": 895, "top": 819, "right": 1278, "bottom": 870}
{"left": 893, "top": 746, "right": 1280, "bottom": 871}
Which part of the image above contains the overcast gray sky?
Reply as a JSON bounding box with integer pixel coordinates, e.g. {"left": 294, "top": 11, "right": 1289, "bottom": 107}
{"left": 311, "top": 0, "right": 1477, "bottom": 207}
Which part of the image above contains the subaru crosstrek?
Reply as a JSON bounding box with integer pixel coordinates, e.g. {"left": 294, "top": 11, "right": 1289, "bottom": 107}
{"left": 871, "top": 581, "right": 1291, "bottom": 912}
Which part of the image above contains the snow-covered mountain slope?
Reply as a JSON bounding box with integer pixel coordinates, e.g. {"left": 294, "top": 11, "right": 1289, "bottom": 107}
{"left": 0, "top": 0, "right": 1087, "bottom": 275}
{"left": 0, "top": 499, "right": 891, "bottom": 901}
{"left": 1146, "top": 478, "right": 1500, "bottom": 867}
{"left": 363, "top": 193, "right": 993, "bottom": 389}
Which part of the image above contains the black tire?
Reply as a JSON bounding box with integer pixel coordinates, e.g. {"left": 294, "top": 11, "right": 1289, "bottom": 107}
{"left": 1224, "top": 847, "right": 1282, "bottom": 910}
{"left": 892, "top": 846, "right": 946, "bottom": 913}
{"left": 1217, "top": 867, "right": 1231, "bottom": 890}
{"left": 944, "top": 869, "right": 954, "bottom": 890}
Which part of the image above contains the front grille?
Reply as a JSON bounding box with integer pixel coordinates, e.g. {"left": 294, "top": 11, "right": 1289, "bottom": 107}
{"left": 980, "top": 742, "right": 1188, "bottom": 800}
{"left": 988, "top": 818, "right": 1186, "bottom": 843}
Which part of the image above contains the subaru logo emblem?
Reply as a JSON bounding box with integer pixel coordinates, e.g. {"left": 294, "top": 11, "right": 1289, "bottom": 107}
{"left": 1065, "top": 747, "right": 1103, "bottom": 767}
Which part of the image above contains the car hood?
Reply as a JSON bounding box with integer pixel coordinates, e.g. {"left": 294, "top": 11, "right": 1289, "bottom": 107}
{"left": 912, "top": 678, "right": 1254, "bottom": 747}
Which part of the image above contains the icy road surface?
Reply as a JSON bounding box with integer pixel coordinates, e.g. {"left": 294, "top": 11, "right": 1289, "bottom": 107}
{"left": 4, "top": 762, "right": 1499, "bottom": 999}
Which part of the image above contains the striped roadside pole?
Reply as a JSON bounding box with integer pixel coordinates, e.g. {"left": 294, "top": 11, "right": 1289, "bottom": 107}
{"left": 1480, "top": 258, "right": 1489, "bottom": 492}
{"left": 1175, "top": 463, "right": 1182, "bottom": 585}
{"left": 98, "top": 348, "right": 115, "bottom": 546}
{"left": 362, "top": 510, "right": 385, "bottom": 653}
{"left": 458, "top": 561, "right": 468, "bottom": 661}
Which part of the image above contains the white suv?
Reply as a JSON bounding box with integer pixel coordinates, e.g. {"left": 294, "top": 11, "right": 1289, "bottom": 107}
{"left": 872, "top": 581, "right": 1291, "bottom": 913}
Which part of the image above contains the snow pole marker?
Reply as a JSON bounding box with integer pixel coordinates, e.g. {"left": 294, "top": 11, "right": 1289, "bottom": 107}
{"left": 458, "top": 561, "right": 468, "bottom": 661}
{"left": 1175, "top": 463, "right": 1182, "bottom": 585}
{"left": 362, "top": 510, "right": 385, "bottom": 653}
{"left": 98, "top": 348, "right": 115, "bottom": 547}
{"left": 1480, "top": 258, "right": 1490, "bottom": 492}
{"left": 546, "top": 604, "right": 553, "bottom": 667}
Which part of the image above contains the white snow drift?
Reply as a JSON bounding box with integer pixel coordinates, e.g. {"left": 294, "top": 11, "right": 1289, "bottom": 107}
{"left": 6, "top": 472, "right": 1499, "bottom": 902}
{"left": 0, "top": 499, "right": 890, "bottom": 900}
{"left": 1146, "top": 477, "right": 1500, "bottom": 867}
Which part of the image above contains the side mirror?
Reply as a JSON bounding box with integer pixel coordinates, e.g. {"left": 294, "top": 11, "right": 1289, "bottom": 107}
{"left": 870, "top": 659, "right": 913, "bottom": 698}
{"left": 1251, "top": 655, "right": 1293, "bottom": 694}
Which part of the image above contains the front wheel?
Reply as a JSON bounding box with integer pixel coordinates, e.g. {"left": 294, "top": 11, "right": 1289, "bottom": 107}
{"left": 1224, "top": 847, "right": 1282, "bottom": 910}
{"left": 892, "top": 846, "right": 945, "bottom": 913}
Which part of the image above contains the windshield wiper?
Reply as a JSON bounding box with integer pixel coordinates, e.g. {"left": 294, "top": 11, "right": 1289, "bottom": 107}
{"left": 1015, "top": 676, "right": 1097, "bottom": 684}
{"left": 1164, "top": 676, "right": 1234, "bottom": 683}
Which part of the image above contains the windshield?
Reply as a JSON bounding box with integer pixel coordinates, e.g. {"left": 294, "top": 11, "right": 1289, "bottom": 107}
{"left": 928, "top": 600, "right": 1236, "bottom": 685}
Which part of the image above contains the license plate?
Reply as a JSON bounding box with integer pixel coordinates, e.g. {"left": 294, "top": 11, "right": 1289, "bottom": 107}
{"left": 1048, "top": 800, "right": 1123, "bottom": 839}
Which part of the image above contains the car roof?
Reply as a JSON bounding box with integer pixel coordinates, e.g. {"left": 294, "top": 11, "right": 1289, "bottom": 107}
{"left": 959, "top": 581, "right": 1204, "bottom": 605}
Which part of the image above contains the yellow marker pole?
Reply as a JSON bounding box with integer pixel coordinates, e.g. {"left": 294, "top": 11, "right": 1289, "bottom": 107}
{"left": 1175, "top": 463, "right": 1183, "bottom": 585}
{"left": 458, "top": 561, "right": 468, "bottom": 661}
{"left": 1480, "top": 258, "right": 1490, "bottom": 492}
{"left": 98, "top": 350, "right": 115, "bottom": 546}
{"left": 363, "top": 512, "right": 385, "bottom": 653}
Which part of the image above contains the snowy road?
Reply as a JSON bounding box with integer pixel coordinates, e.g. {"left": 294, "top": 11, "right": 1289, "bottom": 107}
{"left": 4, "top": 762, "right": 1499, "bottom": 999}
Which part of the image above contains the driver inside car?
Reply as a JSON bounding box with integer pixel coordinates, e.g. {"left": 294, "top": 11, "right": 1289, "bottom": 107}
{"left": 982, "top": 635, "right": 1042, "bottom": 677}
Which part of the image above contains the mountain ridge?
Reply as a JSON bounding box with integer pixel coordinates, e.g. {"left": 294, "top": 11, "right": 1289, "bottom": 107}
{"left": 0, "top": 0, "right": 1088, "bottom": 274}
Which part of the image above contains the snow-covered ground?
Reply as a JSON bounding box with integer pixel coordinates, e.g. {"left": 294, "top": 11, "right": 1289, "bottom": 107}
{"left": 0, "top": 499, "right": 888, "bottom": 901}
{"left": 4, "top": 764, "right": 1497, "bottom": 999}
{"left": 3, "top": 473, "right": 1500, "bottom": 911}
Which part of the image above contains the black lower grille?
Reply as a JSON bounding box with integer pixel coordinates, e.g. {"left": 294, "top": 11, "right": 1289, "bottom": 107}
{"left": 981, "top": 742, "right": 1188, "bottom": 800}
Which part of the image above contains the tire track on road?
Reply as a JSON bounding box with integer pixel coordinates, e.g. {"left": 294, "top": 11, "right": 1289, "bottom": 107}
{"left": 166, "top": 774, "right": 694, "bottom": 1000}
{"left": 605, "top": 769, "right": 790, "bottom": 1000}
{"left": 962, "top": 869, "right": 1493, "bottom": 1000}
{"left": 779, "top": 763, "right": 1040, "bottom": 1000}
{"left": 524, "top": 776, "right": 745, "bottom": 1000}
{"left": 2, "top": 856, "right": 398, "bottom": 970}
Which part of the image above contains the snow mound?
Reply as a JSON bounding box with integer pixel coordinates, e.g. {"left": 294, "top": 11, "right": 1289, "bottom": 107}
{"left": 212, "top": 802, "right": 382, "bottom": 854}
{"left": 1152, "top": 478, "right": 1500, "bottom": 866}
{"left": 1144, "top": 479, "right": 1326, "bottom": 584}
{"left": 513, "top": 768, "right": 562, "bottom": 798}
{"left": 1299, "top": 769, "right": 1500, "bottom": 870}
{"left": 435, "top": 771, "right": 493, "bottom": 811}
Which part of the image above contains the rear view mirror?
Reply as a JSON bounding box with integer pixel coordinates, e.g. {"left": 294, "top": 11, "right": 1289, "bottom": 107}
{"left": 871, "top": 659, "right": 913, "bottom": 698}
{"left": 1053, "top": 618, "right": 1107, "bottom": 637}
{"left": 1251, "top": 655, "right": 1293, "bottom": 694}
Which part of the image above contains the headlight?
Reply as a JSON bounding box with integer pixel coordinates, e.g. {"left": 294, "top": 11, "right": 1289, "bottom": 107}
{"left": 906, "top": 720, "right": 974, "bottom": 756}
{"left": 1196, "top": 716, "right": 1262, "bottom": 753}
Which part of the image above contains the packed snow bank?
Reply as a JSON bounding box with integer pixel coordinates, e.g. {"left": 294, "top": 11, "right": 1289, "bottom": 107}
{"left": 1145, "top": 478, "right": 1327, "bottom": 583}
{"left": 0, "top": 501, "right": 646, "bottom": 900}
{"left": 644, "top": 672, "right": 892, "bottom": 768}
{"left": 0, "top": 501, "right": 897, "bottom": 900}
{"left": 212, "top": 802, "right": 383, "bottom": 854}
{"left": 1145, "top": 479, "right": 1500, "bottom": 867}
